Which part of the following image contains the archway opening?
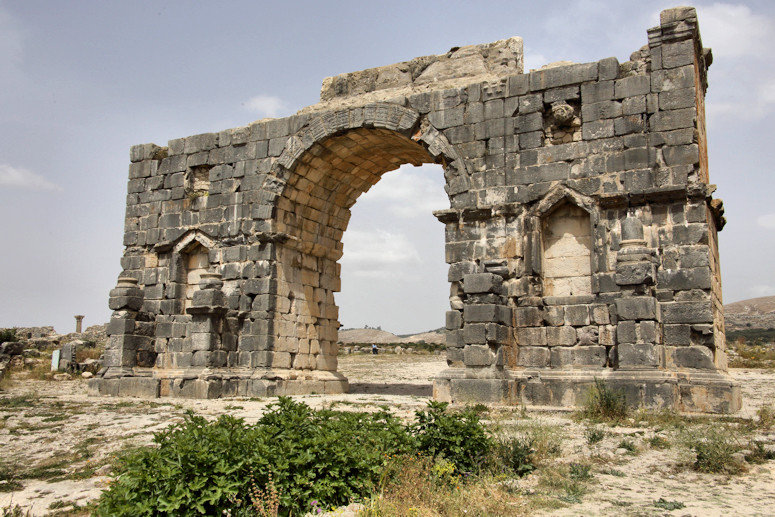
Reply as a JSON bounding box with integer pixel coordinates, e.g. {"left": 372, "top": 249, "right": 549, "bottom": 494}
{"left": 339, "top": 162, "right": 448, "bottom": 336}
{"left": 273, "top": 128, "right": 450, "bottom": 373}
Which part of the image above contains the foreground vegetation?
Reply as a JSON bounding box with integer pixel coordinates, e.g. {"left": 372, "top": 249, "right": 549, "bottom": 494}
{"left": 2, "top": 361, "right": 775, "bottom": 516}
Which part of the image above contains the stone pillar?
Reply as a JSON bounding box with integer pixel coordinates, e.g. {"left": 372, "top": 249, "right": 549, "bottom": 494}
{"left": 74, "top": 315, "right": 85, "bottom": 334}
{"left": 103, "top": 277, "right": 145, "bottom": 372}
{"left": 186, "top": 272, "right": 227, "bottom": 368}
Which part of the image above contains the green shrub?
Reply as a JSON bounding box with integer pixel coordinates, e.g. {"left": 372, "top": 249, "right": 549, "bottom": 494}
{"left": 0, "top": 329, "right": 16, "bottom": 345}
{"left": 682, "top": 425, "right": 744, "bottom": 474}
{"left": 412, "top": 401, "right": 492, "bottom": 475}
{"left": 96, "top": 398, "right": 413, "bottom": 516}
{"left": 584, "top": 426, "right": 605, "bottom": 445}
{"left": 494, "top": 435, "right": 535, "bottom": 477}
{"left": 580, "top": 379, "right": 629, "bottom": 422}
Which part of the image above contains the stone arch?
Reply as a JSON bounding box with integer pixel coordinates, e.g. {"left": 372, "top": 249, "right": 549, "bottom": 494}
{"left": 262, "top": 104, "right": 463, "bottom": 373}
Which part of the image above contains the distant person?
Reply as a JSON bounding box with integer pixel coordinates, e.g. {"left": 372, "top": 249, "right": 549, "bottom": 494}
{"left": 372, "top": 343, "right": 378, "bottom": 355}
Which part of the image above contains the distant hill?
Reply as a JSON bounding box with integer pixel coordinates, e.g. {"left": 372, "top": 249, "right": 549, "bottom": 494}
{"left": 338, "top": 327, "right": 445, "bottom": 345}
{"left": 725, "top": 295, "right": 775, "bottom": 331}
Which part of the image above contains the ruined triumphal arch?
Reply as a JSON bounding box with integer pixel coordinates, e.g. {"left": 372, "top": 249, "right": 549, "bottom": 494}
{"left": 91, "top": 7, "right": 741, "bottom": 412}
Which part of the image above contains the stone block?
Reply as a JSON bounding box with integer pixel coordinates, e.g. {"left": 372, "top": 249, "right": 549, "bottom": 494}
{"left": 463, "top": 273, "right": 503, "bottom": 294}
{"left": 448, "top": 378, "right": 510, "bottom": 404}
{"left": 581, "top": 81, "right": 614, "bottom": 103}
{"left": 638, "top": 320, "right": 658, "bottom": 344}
{"left": 446, "top": 329, "right": 464, "bottom": 347}
{"left": 564, "top": 305, "right": 590, "bottom": 326}
{"left": 464, "top": 344, "right": 496, "bottom": 366}
{"left": 598, "top": 57, "right": 619, "bottom": 80}
{"left": 118, "top": 377, "right": 160, "bottom": 398}
{"left": 671, "top": 345, "right": 715, "bottom": 369}
{"left": 464, "top": 304, "right": 511, "bottom": 324}
{"left": 615, "top": 297, "right": 658, "bottom": 320}
{"left": 577, "top": 325, "right": 599, "bottom": 345}
{"left": 617, "top": 343, "right": 659, "bottom": 368}
{"left": 515, "top": 306, "right": 542, "bottom": 327}
{"left": 661, "top": 301, "right": 713, "bottom": 324}
{"left": 657, "top": 267, "right": 711, "bottom": 291}
{"left": 617, "top": 320, "right": 636, "bottom": 344}
{"left": 191, "top": 289, "right": 224, "bottom": 307}
{"left": 664, "top": 324, "right": 691, "bottom": 345}
{"left": 448, "top": 262, "right": 478, "bottom": 282}
{"left": 662, "top": 144, "right": 699, "bottom": 166}
{"left": 616, "top": 262, "right": 656, "bottom": 285}
{"left": 463, "top": 323, "right": 486, "bottom": 344}
{"left": 591, "top": 305, "right": 610, "bottom": 324}
{"left": 516, "top": 327, "right": 546, "bottom": 346}
{"left": 614, "top": 75, "right": 650, "bottom": 98}
{"left": 649, "top": 108, "right": 695, "bottom": 131}
{"left": 543, "top": 306, "right": 564, "bottom": 326}
{"left": 530, "top": 62, "right": 598, "bottom": 90}
{"left": 486, "top": 323, "right": 510, "bottom": 345}
{"left": 546, "top": 326, "right": 577, "bottom": 346}
{"left": 446, "top": 310, "right": 463, "bottom": 330}
{"left": 517, "top": 346, "right": 550, "bottom": 367}
{"left": 551, "top": 346, "right": 607, "bottom": 368}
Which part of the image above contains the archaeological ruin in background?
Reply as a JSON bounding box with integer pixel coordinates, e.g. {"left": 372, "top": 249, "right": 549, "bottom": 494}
{"left": 90, "top": 7, "right": 741, "bottom": 412}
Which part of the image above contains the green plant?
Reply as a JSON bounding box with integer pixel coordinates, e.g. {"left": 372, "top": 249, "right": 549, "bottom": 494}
{"left": 682, "top": 425, "right": 745, "bottom": 474}
{"left": 744, "top": 441, "right": 775, "bottom": 464}
{"left": 617, "top": 438, "right": 637, "bottom": 454}
{"left": 412, "top": 401, "right": 492, "bottom": 475}
{"left": 653, "top": 498, "right": 685, "bottom": 510}
{"left": 584, "top": 426, "right": 605, "bottom": 445}
{"left": 647, "top": 435, "right": 671, "bottom": 449}
{"left": 96, "top": 398, "right": 414, "bottom": 516}
{"left": 494, "top": 435, "right": 535, "bottom": 477}
{"left": 568, "top": 462, "right": 592, "bottom": 481}
{"left": 756, "top": 405, "right": 774, "bottom": 429}
{"left": 0, "top": 329, "right": 16, "bottom": 344}
{"left": 1, "top": 504, "right": 31, "bottom": 517}
{"left": 580, "top": 379, "right": 628, "bottom": 422}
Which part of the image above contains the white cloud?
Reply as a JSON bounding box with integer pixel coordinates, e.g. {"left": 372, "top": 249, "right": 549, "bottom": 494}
{"left": 243, "top": 95, "right": 288, "bottom": 118}
{"left": 699, "top": 3, "right": 773, "bottom": 58}
{"left": 359, "top": 164, "right": 448, "bottom": 218}
{"left": 341, "top": 229, "right": 420, "bottom": 278}
{"left": 0, "top": 164, "right": 62, "bottom": 191}
{"left": 757, "top": 213, "right": 775, "bottom": 229}
{"left": 699, "top": 3, "right": 775, "bottom": 123}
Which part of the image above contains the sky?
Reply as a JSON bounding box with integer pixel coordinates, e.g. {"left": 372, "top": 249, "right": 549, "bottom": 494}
{"left": 0, "top": 1, "right": 773, "bottom": 335}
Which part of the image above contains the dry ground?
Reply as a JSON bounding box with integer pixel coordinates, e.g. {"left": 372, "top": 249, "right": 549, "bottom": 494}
{"left": 1, "top": 356, "right": 774, "bottom": 516}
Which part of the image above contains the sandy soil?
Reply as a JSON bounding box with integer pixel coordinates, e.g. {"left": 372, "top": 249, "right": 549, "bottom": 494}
{"left": 1, "top": 357, "right": 774, "bottom": 516}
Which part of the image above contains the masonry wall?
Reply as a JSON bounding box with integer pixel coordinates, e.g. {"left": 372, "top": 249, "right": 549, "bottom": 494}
{"left": 92, "top": 7, "right": 739, "bottom": 411}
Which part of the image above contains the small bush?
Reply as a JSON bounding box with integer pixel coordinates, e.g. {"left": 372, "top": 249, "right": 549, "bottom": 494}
{"left": 647, "top": 435, "right": 671, "bottom": 449}
{"left": 744, "top": 441, "right": 775, "bottom": 464}
{"left": 580, "top": 379, "right": 628, "bottom": 422}
{"left": 584, "top": 426, "right": 605, "bottom": 445}
{"left": 0, "top": 329, "right": 16, "bottom": 345}
{"left": 494, "top": 435, "right": 535, "bottom": 477}
{"left": 96, "top": 398, "right": 414, "bottom": 516}
{"left": 756, "top": 405, "right": 774, "bottom": 429}
{"left": 654, "top": 498, "right": 685, "bottom": 510}
{"left": 682, "top": 425, "right": 745, "bottom": 474}
{"left": 412, "top": 401, "right": 492, "bottom": 475}
{"left": 617, "top": 439, "right": 637, "bottom": 454}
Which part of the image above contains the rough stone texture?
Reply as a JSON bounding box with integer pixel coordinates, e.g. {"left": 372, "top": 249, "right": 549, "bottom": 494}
{"left": 91, "top": 7, "right": 739, "bottom": 412}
